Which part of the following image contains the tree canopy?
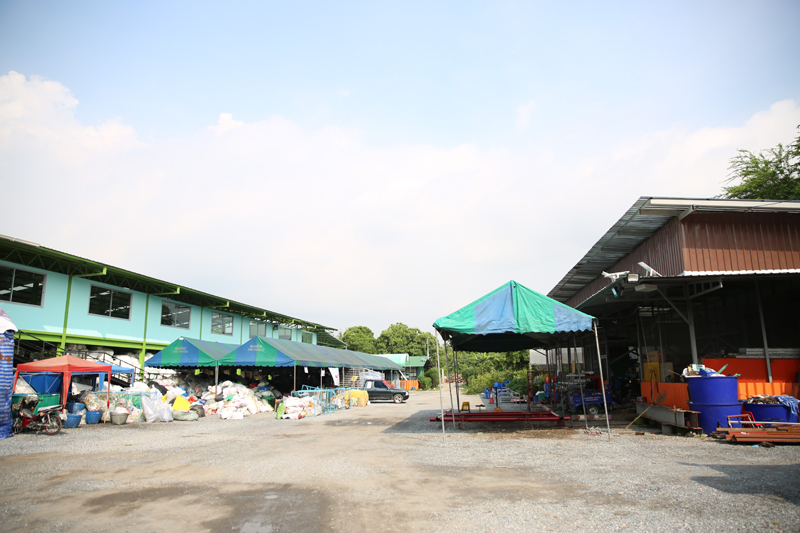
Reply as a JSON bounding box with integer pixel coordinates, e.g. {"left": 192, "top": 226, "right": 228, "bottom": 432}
{"left": 721, "top": 126, "right": 800, "bottom": 200}
{"left": 341, "top": 323, "right": 437, "bottom": 358}
{"left": 341, "top": 326, "right": 377, "bottom": 354}
{"left": 375, "top": 323, "right": 436, "bottom": 358}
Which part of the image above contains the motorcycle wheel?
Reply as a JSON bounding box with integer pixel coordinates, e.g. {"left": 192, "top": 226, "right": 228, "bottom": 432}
{"left": 44, "top": 414, "right": 62, "bottom": 435}
{"left": 12, "top": 418, "right": 22, "bottom": 435}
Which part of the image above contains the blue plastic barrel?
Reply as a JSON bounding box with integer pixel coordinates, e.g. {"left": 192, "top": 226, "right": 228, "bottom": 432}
{"left": 67, "top": 402, "right": 85, "bottom": 414}
{"left": 64, "top": 414, "right": 81, "bottom": 428}
{"left": 689, "top": 402, "right": 742, "bottom": 434}
{"left": 686, "top": 376, "right": 739, "bottom": 405}
{"left": 85, "top": 410, "right": 102, "bottom": 424}
{"left": 743, "top": 402, "right": 798, "bottom": 423}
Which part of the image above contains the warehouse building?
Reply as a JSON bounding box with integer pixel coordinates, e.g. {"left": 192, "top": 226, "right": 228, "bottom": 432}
{"left": 547, "top": 197, "right": 800, "bottom": 407}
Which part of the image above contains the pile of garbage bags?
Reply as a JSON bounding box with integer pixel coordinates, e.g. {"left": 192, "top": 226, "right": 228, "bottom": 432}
{"left": 123, "top": 377, "right": 276, "bottom": 421}
{"left": 279, "top": 396, "right": 319, "bottom": 419}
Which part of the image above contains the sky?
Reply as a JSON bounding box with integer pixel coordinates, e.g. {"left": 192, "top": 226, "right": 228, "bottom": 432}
{"left": 1, "top": 1, "right": 799, "bottom": 337}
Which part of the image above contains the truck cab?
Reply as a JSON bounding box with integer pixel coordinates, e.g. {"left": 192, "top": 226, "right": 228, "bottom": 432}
{"left": 362, "top": 379, "right": 409, "bottom": 403}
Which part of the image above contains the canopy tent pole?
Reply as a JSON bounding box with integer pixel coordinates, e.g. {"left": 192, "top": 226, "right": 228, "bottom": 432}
{"left": 293, "top": 364, "right": 297, "bottom": 392}
{"left": 434, "top": 334, "right": 445, "bottom": 439}
{"left": 444, "top": 341, "right": 456, "bottom": 430}
{"left": 453, "top": 348, "right": 461, "bottom": 411}
{"left": 214, "top": 363, "right": 219, "bottom": 396}
{"left": 593, "top": 321, "right": 612, "bottom": 442}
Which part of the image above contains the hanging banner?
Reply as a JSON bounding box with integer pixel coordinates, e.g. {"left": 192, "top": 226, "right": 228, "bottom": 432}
{"left": 329, "top": 367, "right": 340, "bottom": 387}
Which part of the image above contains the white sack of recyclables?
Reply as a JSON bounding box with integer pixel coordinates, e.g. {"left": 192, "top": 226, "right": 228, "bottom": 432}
{"left": 14, "top": 377, "right": 36, "bottom": 394}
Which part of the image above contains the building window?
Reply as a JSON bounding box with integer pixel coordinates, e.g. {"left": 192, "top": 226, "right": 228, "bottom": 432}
{"left": 89, "top": 286, "right": 132, "bottom": 319}
{"left": 0, "top": 265, "right": 45, "bottom": 306}
{"left": 277, "top": 327, "right": 292, "bottom": 341}
{"left": 161, "top": 301, "right": 191, "bottom": 329}
{"left": 301, "top": 331, "right": 313, "bottom": 344}
{"left": 212, "top": 312, "right": 234, "bottom": 335}
{"left": 250, "top": 320, "right": 268, "bottom": 338}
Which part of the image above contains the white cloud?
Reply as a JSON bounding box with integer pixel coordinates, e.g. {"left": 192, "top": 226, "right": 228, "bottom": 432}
{"left": 1, "top": 71, "right": 797, "bottom": 335}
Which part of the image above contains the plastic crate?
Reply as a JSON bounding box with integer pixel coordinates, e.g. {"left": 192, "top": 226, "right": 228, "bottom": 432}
{"left": 12, "top": 393, "right": 61, "bottom": 416}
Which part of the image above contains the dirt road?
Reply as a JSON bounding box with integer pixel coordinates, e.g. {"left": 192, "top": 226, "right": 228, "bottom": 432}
{"left": 1, "top": 391, "right": 798, "bottom": 532}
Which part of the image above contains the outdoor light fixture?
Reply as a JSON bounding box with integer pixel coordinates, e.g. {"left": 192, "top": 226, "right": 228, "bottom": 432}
{"left": 638, "top": 262, "right": 662, "bottom": 277}
{"left": 626, "top": 273, "right": 640, "bottom": 284}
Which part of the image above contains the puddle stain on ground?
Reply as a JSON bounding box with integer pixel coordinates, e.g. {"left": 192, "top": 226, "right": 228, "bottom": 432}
{"left": 81, "top": 482, "right": 330, "bottom": 532}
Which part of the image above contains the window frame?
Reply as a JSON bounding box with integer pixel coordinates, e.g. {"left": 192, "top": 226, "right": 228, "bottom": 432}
{"left": 301, "top": 331, "right": 313, "bottom": 344}
{"left": 211, "top": 311, "right": 234, "bottom": 336}
{"left": 0, "top": 264, "right": 46, "bottom": 308}
{"left": 277, "top": 327, "right": 292, "bottom": 341}
{"left": 249, "top": 320, "right": 268, "bottom": 339}
{"left": 87, "top": 284, "right": 133, "bottom": 321}
{"left": 160, "top": 299, "right": 192, "bottom": 330}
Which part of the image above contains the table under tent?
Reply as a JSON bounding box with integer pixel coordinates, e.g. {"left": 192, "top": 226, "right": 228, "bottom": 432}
{"left": 430, "top": 280, "right": 612, "bottom": 439}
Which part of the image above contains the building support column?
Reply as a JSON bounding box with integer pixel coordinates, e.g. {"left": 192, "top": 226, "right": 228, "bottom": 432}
{"left": 60, "top": 275, "right": 73, "bottom": 352}
{"left": 755, "top": 280, "right": 773, "bottom": 384}
{"left": 139, "top": 293, "right": 150, "bottom": 378}
{"left": 685, "top": 285, "right": 699, "bottom": 365}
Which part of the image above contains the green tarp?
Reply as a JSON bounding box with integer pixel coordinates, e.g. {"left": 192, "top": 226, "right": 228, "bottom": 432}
{"left": 433, "top": 280, "right": 595, "bottom": 352}
{"left": 218, "top": 336, "right": 402, "bottom": 371}
{"left": 145, "top": 338, "right": 240, "bottom": 368}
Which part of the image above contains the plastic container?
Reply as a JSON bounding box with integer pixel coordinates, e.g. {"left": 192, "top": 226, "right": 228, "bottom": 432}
{"left": 85, "top": 410, "right": 103, "bottom": 424}
{"left": 686, "top": 376, "right": 739, "bottom": 405}
{"left": 689, "top": 402, "right": 742, "bottom": 434}
{"left": 22, "top": 373, "right": 63, "bottom": 394}
{"left": 64, "top": 414, "right": 81, "bottom": 428}
{"left": 743, "top": 402, "right": 798, "bottom": 423}
{"left": 12, "top": 393, "right": 61, "bottom": 416}
{"left": 67, "top": 402, "right": 86, "bottom": 414}
{"left": 110, "top": 412, "right": 129, "bottom": 425}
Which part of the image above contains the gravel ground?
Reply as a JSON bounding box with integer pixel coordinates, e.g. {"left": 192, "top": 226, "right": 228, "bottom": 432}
{"left": 0, "top": 390, "right": 797, "bottom": 532}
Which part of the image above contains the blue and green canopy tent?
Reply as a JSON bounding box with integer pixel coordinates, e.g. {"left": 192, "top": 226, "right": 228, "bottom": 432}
{"left": 217, "top": 336, "right": 402, "bottom": 371}
{"left": 145, "top": 338, "right": 240, "bottom": 368}
{"left": 433, "top": 280, "right": 595, "bottom": 352}
{"left": 433, "top": 280, "right": 611, "bottom": 436}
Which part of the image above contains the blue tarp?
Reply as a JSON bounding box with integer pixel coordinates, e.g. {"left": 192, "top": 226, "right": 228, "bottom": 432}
{"left": 0, "top": 329, "right": 15, "bottom": 439}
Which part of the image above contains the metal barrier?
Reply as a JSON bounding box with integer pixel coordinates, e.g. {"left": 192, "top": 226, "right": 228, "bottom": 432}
{"left": 290, "top": 386, "right": 364, "bottom": 417}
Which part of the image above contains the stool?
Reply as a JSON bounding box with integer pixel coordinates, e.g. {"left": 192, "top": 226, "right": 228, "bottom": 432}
{"left": 460, "top": 402, "right": 470, "bottom": 412}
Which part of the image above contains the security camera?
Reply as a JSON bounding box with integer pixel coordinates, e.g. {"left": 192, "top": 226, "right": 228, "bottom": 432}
{"left": 638, "top": 262, "right": 662, "bottom": 277}
{"left": 601, "top": 271, "right": 629, "bottom": 282}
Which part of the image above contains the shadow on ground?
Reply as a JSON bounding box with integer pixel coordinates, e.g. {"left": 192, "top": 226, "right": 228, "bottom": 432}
{"left": 679, "top": 462, "right": 800, "bottom": 504}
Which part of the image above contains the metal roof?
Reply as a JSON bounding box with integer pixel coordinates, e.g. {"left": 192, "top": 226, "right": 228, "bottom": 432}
{"left": 547, "top": 196, "right": 800, "bottom": 304}
{"left": 0, "top": 234, "right": 335, "bottom": 331}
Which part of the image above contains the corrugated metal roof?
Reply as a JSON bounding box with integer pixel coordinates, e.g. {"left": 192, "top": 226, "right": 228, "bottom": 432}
{"left": 406, "top": 356, "right": 428, "bottom": 367}
{"left": 547, "top": 197, "right": 800, "bottom": 304}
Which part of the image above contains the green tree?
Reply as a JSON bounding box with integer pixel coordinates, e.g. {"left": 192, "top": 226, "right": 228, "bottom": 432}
{"left": 721, "top": 126, "right": 800, "bottom": 200}
{"left": 341, "top": 326, "right": 376, "bottom": 354}
{"left": 375, "top": 323, "right": 436, "bottom": 358}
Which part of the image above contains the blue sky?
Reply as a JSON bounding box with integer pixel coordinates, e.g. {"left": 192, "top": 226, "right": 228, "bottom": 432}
{"left": 1, "top": 2, "right": 799, "bottom": 336}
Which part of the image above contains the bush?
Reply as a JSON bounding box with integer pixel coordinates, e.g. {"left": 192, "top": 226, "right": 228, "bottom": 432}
{"left": 418, "top": 376, "right": 432, "bottom": 390}
{"left": 429, "top": 369, "right": 439, "bottom": 388}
